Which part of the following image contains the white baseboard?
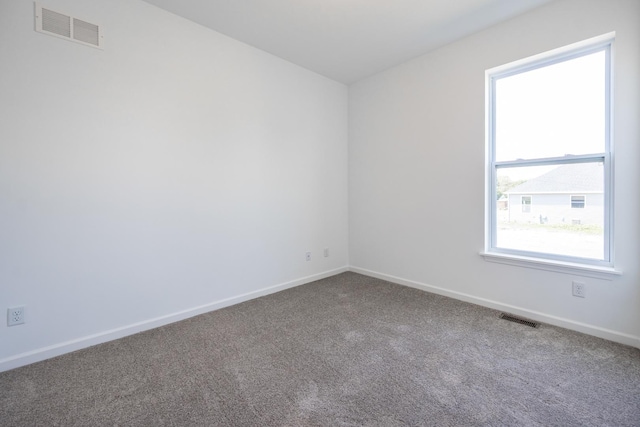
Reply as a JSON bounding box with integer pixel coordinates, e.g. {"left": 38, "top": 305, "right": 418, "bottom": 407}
{"left": 0, "top": 266, "right": 349, "bottom": 373}
{"left": 350, "top": 266, "right": 640, "bottom": 349}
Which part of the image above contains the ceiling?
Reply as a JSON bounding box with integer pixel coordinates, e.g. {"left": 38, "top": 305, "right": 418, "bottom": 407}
{"left": 142, "top": 0, "right": 554, "bottom": 84}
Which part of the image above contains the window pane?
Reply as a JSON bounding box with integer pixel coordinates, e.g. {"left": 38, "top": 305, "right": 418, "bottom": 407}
{"left": 496, "top": 162, "right": 604, "bottom": 259}
{"left": 495, "top": 50, "right": 606, "bottom": 162}
{"left": 571, "top": 195, "right": 585, "bottom": 209}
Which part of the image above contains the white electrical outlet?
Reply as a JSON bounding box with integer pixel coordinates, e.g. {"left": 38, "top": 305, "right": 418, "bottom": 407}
{"left": 572, "top": 281, "right": 586, "bottom": 298}
{"left": 324, "top": 248, "right": 329, "bottom": 258}
{"left": 7, "top": 306, "right": 25, "bottom": 326}
{"left": 306, "top": 252, "right": 311, "bottom": 261}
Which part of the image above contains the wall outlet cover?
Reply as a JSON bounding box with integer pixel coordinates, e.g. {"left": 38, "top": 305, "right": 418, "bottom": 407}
{"left": 7, "top": 306, "right": 26, "bottom": 326}
{"left": 572, "top": 281, "right": 586, "bottom": 298}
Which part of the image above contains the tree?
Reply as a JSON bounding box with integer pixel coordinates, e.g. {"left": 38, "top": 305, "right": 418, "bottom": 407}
{"left": 496, "top": 176, "right": 526, "bottom": 200}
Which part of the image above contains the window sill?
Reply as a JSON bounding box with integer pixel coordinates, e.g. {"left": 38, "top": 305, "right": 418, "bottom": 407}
{"left": 480, "top": 251, "right": 621, "bottom": 280}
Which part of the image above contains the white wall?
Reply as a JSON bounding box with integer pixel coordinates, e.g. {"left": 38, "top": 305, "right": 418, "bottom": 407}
{"left": 349, "top": 0, "right": 640, "bottom": 346}
{"left": 0, "top": 0, "right": 348, "bottom": 370}
{"left": 2, "top": 0, "right": 637, "bottom": 373}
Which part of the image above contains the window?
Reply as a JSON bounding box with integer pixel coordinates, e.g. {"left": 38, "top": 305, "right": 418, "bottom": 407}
{"left": 571, "top": 195, "right": 586, "bottom": 209}
{"left": 486, "top": 35, "right": 613, "bottom": 267}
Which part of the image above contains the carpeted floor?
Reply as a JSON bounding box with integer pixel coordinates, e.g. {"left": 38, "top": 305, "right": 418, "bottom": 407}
{"left": 1, "top": 272, "right": 639, "bottom": 426}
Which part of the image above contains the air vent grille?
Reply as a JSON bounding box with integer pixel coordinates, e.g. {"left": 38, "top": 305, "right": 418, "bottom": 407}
{"left": 73, "top": 18, "right": 99, "bottom": 46}
{"left": 499, "top": 313, "right": 540, "bottom": 328}
{"left": 35, "top": 3, "right": 103, "bottom": 49}
{"left": 42, "top": 8, "right": 71, "bottom": 38}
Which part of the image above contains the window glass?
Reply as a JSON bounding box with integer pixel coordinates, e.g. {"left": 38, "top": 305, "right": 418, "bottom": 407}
{"left": 495, "top": 51, "right": 605, "bottom": 162}
{"left": 495, "top": 163, "right": 604, "bottom": 260}
{"left": 488, "top": 39, "right": 611, "bottom": 265}
{"left": 571, "top": 196, "right": 586, "bottom": 209}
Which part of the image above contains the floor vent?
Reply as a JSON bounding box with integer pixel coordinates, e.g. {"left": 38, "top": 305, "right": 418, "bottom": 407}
{"left": 35, "top": 3, "right": 103, "bottom": 49}
{"left": 499, "top": 313, "right": 540, "bottom": 328}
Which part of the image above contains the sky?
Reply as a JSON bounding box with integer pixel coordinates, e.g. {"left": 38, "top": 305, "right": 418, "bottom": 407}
{"left": 494, "top": 49, "right": 606, "bottom": 182}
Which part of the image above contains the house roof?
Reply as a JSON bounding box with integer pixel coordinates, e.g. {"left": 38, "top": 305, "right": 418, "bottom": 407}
{"left": 507, "top": 162, "right": 603, "bottom": 194}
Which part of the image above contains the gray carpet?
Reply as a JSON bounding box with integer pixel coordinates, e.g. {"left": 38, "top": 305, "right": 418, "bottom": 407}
{"left": 1, "top": 272, "right": 639, "bottom": 426}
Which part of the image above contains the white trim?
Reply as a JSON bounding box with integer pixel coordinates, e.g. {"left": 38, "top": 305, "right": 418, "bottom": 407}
{"left": 508, "top": 191, "right": 601, "bottom": 195}
{"left": 480, "top": 251, "right": 621, "bottom": 279}
{"left": 604, "top": 39, "right": 615, "bottom": 270}
{"left": 486, "top": 32, "right": 615, "bottom": 76}
{"left": 0, "top": 266, "right": 349, "bottom": 373}
{"left": 495, "top": 153, "right": 606, "bottom": 168}
{"left": 350, "top": 266, "right": 638, "bottom": 349}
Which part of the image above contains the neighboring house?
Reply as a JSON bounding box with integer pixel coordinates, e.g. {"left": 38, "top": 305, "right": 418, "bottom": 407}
{"left": 497, "top": 195, "right": 508, "bottom": 210}
{"left": 505, "top": 162, "right": 604, "bottom": 225}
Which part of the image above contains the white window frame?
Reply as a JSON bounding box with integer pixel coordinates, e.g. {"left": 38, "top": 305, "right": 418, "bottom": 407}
{"left": 521, "top": 196, "right": 532, "bottom": 213}
{"left": 482, "top": 33, "right": 620, "bottom": 279}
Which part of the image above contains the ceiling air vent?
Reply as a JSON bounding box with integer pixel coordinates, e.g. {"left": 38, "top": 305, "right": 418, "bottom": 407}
{"left": 35, "top": 3, "right": 103, "bottom": 49}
